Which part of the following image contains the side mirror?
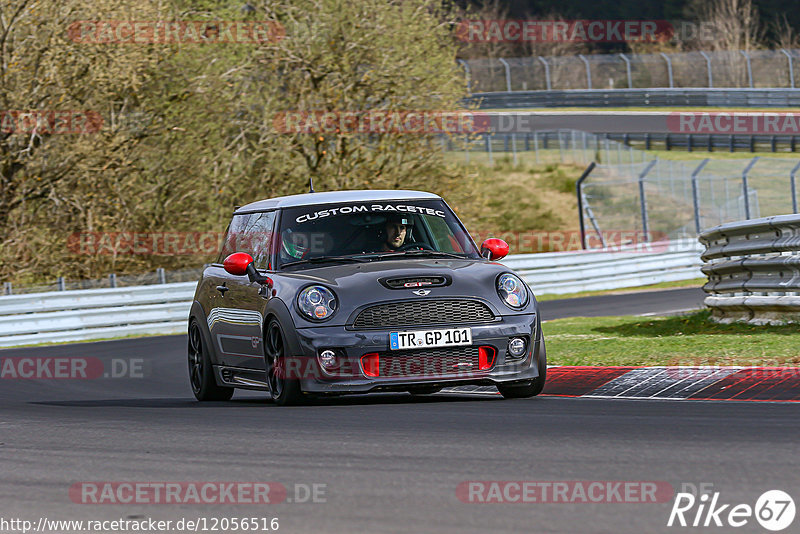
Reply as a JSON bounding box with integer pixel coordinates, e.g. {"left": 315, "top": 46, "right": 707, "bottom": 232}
{"left": 223, "top": 252, "right": 253, "bottom": 276}
{"left": 223, "top": 252, "right": 273, "bottom": 287}
{"left": 480, "top": 238, "right": 509, "bottom": 261}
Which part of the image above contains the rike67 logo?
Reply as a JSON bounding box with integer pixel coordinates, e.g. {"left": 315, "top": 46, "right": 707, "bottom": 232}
{"left": 668, "top": 489, "right": 795, "bottom": 531}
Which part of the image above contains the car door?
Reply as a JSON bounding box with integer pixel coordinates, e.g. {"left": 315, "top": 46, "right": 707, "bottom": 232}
{"left": 210, "top": 211, "right": 277, "bottom": 370}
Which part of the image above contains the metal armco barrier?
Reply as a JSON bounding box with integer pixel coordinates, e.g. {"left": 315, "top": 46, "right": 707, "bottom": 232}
{"left": 699, "top": 214, "right": 800, "bottom": 323}
{"left": 505, "top": 242, "right": 703, "bottom": 295}
{"left": 445, "top": 113, "right": 800, "bottom": 153}
{"left": 0, "top": 282, "right": 196, "bottom": 348}
{"left": 0, "top": 244, "right": 703, "bottom": 347}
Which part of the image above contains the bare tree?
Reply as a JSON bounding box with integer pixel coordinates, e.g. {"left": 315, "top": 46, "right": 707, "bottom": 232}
{"left": 685, "top": 0, "right": 765, "bottom": 51}
{"left": 772, "top": 14, "right": 799, "bottom": 49}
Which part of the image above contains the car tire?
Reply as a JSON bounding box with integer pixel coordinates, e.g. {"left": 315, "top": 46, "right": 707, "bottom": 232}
{"left": 188, "top": 319, "right": 234, "bottom": 401}
{"left": 407, "top": 386, "right": 442, "bottom": 395}
{"left": 264, "top": 318, "right": 306, "bottom": 406}
{"left": 498, "top": 339, "right": 547, "bottom": 399}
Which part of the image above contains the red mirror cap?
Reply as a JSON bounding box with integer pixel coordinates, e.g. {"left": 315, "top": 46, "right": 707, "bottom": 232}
{"left": 223, "top": 252, "right": 254, "bottom": 276}
{"left": 480, "top": 238, "right": 509, "bottom": 261}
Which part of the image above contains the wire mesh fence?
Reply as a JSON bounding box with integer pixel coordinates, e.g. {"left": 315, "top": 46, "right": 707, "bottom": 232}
{"left": 441, "top": 129, "right": 800, "bottom": 248}
{"left": 583, "top": 155, "right": 800, "bottom": 243}
{"left": 462, "top": 49, "right": 800, "bottom": 92}
{"left": 440, "top": 129, "right": 653, "bottom": 168}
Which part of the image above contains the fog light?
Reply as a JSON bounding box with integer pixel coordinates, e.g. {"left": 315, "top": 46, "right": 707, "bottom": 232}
{"left": 319, "top": 350, "right": 338, "bottom": 370}
{"left": 478, "top": 346, "right": 497, "bottom": 370}
{"left": 508, "top": 337, "right": 526, "bottom": 358}
{"left": 361, "top": 353, "right": 380, "bottom": 377}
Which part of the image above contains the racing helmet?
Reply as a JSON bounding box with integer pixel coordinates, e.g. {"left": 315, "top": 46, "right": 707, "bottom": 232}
{"left": 281, "top": 228, "right": 309, "bottom": 260}
{"left": 386, "top": 213, "right": 413, "bottom": 227}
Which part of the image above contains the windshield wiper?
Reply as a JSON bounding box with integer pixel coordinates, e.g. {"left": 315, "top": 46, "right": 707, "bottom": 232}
{"left": 400, "top": 250, "right": 469, "bottom": 259}
{"left": 281, "top": 255, "right": 370, "bottom": 268}
{"left": 367, "top": 250, "right": 469, "bottom": 261}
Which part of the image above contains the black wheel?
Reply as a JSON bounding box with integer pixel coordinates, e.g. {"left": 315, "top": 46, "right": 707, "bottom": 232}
{"left": 264, "top": 319, "right": 305, "bottom": 406}
{"left": 407, "top": 386, "right": 442, "bottom": 395}
{"left": 498, "top": 339, "right": 547, "bottom": 399}
{"left": 188, "top": 320, "right": 234, "bottom": 401}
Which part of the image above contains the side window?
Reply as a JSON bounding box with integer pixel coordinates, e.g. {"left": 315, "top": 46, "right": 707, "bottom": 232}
{"left": 217, "top": 214, "right": 252, "bottom": 263}
{"left": 247, "top": 211, "right": 277, "bottom": 270}
{"left": 426, "top": 216, "right": 465, "bottom": 253}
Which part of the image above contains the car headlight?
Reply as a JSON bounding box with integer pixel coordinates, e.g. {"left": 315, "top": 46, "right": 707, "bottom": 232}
{"left": 297, "top": 286, "right": 338, "bottom": 321}
{"left": 497, "top": 273, "right": 529, "bottom": 309}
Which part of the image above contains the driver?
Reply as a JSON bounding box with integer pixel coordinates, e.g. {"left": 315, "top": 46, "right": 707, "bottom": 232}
{"left": 381, "top": 214, "right": 412, "bottom": 251}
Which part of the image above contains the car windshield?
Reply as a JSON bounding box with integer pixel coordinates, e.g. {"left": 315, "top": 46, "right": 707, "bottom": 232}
{"left": 276, "top": 199, "right": 480, "bottom": 268}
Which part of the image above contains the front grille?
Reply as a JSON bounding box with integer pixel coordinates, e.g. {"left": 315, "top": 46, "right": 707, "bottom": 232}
{"left": 379, "top": 347, "right": 483, "bottom": 378}
{"left": 352, "top": 299, "right": 495, "bottom": 329}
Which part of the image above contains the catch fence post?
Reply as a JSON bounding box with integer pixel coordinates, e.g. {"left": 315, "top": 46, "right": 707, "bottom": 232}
{"left": 742, "top": 156, "right": 760, "bottom": 219}
{"left": 691, "top": 159, "right": 710, "bottom": 233}
{"left": 638, "top": 160, "right": 658, "bottom": 241}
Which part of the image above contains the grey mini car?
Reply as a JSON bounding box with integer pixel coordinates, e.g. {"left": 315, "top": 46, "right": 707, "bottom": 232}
{"left": 188, "top": 190, "right": 546, "bottom": 405}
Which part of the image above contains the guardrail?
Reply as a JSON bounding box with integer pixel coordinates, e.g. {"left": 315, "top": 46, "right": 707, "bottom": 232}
{"left": 0, "top": 243, "right": 704, "bottom": 348}
{"left": 506, "top": 241, "right": 703, "bottom": 295}
{"left": 602, "top": 132, "right": 800, "bottom": 154}
{"left": 446, "top": 130, "right": 800, "bottom": 155}
{"left": 0, "top": 282, "right": 195, "bottom": 348}
{"left": 468, "top": 88, "right": 800, "bottom": 109}
{"left": 699, "top": 214, "right": 800, "bottom": 323}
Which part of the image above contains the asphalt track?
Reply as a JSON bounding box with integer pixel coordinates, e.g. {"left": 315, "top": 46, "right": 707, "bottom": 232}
{"left": 486, "top": 111, "right": 680, "bottom": 134}
{"left": 540, "top": 287, "right": 706, "bottom": 320}
{"left": 1, "top": 287, "right": 797, "bottom": 534}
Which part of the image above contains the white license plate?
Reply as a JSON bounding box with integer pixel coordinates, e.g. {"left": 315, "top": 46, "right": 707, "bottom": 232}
{"left": 389, "top": 328, "right": 472, "bottom": 350}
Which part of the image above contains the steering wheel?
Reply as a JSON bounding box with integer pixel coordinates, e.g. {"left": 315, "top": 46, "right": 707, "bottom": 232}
{"left": 398, "top": 242, "right": 435, "bottom": 252}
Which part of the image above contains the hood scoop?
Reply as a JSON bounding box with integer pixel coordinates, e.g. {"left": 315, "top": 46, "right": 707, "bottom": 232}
{"left": 380, "top": 275, "right": 451, "bottom": 290}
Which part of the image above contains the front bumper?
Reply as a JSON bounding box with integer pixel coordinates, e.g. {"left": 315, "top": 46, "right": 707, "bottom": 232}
{"left": 289, "top": 313, "right": 542, "bottom": 394}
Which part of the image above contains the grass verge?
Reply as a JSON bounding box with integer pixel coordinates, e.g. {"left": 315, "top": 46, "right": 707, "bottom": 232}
{"left": 544, "top": 310, "right": 800, "bottom": 367}
{"left": 443, "top": 155, "right": 582, "bottom": 253}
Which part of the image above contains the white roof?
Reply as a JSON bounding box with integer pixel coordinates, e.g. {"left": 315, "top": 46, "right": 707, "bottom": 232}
{"left": 235, "top": 190, "right": 441, "bottom": 213}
